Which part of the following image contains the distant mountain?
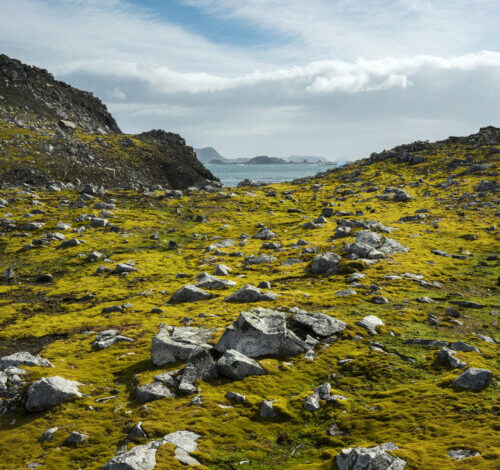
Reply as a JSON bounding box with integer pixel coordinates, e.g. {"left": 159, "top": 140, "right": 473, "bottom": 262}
{"left": 285, "top": 155, "right": 331, "bottom": 164}
{"left": 245, "top": 156, "right": 286, "bottom": 164}
{"left": 195, "top": 146, "right": 333, "bottom": 165}
{"left": 195, "top": 147, "right": 229, "bottom": 164}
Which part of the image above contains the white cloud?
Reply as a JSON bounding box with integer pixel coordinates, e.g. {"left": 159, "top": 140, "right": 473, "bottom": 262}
{"left": 0, "top": 0, "right": 499, "bottom": 159}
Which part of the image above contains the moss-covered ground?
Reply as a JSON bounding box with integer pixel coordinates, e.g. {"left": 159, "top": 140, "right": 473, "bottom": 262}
{"left": 0, "top": 133, "right": 498, "bottom": 469}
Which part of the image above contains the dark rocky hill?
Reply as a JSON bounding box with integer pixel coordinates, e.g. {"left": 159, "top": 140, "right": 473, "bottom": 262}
{"left": 0, "top": 54, "right": 218, "bottom": 190}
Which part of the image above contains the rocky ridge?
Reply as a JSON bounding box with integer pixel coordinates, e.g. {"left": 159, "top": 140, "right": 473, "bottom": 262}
{"left": 0, "top": 54, "right": 218, "bottom": 190}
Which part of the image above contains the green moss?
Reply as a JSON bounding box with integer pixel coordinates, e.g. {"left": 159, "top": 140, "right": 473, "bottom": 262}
{"left": 0, "top": 135, "right": 498, "bottom": 469}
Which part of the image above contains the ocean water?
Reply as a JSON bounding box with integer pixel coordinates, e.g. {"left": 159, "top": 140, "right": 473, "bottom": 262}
{"left": 206, "top": 163, "right": 334, "bottom": 187}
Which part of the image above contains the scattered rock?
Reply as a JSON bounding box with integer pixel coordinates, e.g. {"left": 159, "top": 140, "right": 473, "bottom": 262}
{"left": 336, "top": 442, "right": 406, "bottom": 470}
{"left": 25, "top": 376, "right": 82, "bottom": 412}
{"left": 169, "top": 284, "right": 216, "bottom": 304}
{"left": 259, "top": 400, "right": 277, "bottom": 418}
{"left": 452, "top": 368, "right": 492, "bottom": 391}
{"left": 224, "top": 284, "right": 276, "bottom": 303}
{"left": 215, "top": 308, "right": 308, "bottom": 358}
{"left": 217, "top": 349, "right": 266, "bottom": 380}
{"left": 357, "top": 315, "right": 384, "bottom": 335}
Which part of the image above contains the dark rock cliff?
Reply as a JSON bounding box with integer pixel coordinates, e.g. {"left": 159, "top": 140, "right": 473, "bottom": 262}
{"left": 0, "top": 54, "right": 218, "bottom": 190}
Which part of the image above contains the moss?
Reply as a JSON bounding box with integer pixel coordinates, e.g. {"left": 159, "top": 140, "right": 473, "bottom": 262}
{"left": 0, "top": 135, "right": 498, "bottom": 469}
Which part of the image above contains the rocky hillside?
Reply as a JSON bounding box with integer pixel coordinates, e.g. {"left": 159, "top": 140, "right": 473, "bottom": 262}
{"left": 0, "top": 126, "right": 498, "bottom": 470}
{"left": 0, "top": 54, "right": 218, "bottom": 190}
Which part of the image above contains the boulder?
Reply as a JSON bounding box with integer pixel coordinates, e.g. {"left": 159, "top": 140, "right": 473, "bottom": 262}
{"left": 310, "top": 252, "right": 341, "bottom": 274}
{"left": 225, "top": 284, "right": 276, "bottom": 303}
{"left": 103, "top": 441, "right": 161, "bottom": 470}
{"left": 151, "top": 325, "right": 213, "bottom": 366}
{"left": 92, "top": 329, "right": 133, "bottom": 350}
{"left": 164, "top": 430, "right": 201, "bottom": 466}
{"left": 217, "top": 349, "right": 266, "bottom": 380}
{"left": 214, "top": 264, "right": 232, "bottom": 276}
{"left": 179, "top": 348, "right": 218, "bottom": 391}
{"left": 357, "top": 315, "right": 384, "bottom": 335}
{"left": 436, "top": 347, "right": 467, "bottom": 369}
{"left": 64, "top": 431, "right": 88, "bottom": 446}
{"left": 259, "top": 400, "right": 277, "bottom": 418}
{"left": 290, "top": 310, "right": 346, "bottom": 337}
{"left": 452, "top": 368, "right": 492, "bottom": 390}
{"left": 0, "top": 351, "right": 53, "bottom": 369}
{"left": 215, "top": 308, "right": 308, "bottom": 357}
{"left": 252, "top": 227, "right": 276, "bottom": 240}
{"left": 245, "top": 254, "right": 277, "bottom": 265}
{"left": 169, "top": 284, "right": 216, "bottom": 304}
{"left": 25, "top": 376, "right": 82, "bottom": 412}
{"left": 225, "top": 391, "right": 247, "bottom": 404}
{"left": 304, "top": 393, "right": 320, "bottom": 412}
{"left": 347, "top": 230, "right": 408, "bottom": 259}
{"left": 336, "top": 442, "right": 406, "bottom": 470}
{"left": 195, "top": 272, "right": 236, "bottom": 290}
{"left": 135, "top": 382, "right": 175, "bottom": 403}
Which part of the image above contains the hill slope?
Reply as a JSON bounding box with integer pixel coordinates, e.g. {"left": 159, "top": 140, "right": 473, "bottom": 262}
{"left": 0, "top": 54, "right": 218, "bottom": 190}
{"left": 0, "top": 120, "right": 498, "bottom": 469}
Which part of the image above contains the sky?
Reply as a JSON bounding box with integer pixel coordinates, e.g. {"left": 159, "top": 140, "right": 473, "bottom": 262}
{"left": 1, "top": 0, "right": 500, "bottom": 161}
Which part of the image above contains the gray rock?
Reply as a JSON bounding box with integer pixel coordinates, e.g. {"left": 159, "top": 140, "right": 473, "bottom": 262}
{"left": 217, "top": 349, "right": 266, "bottom": 380}
{"left": 337, "top": 442, "right": 406, "bottom": 470}
{"left": 195, "top": 272, "right": 236, "bottom": 290}
{"left": 449, "top": 449, "right": 481, "bottom": 460}
{"left": 91, "top": 218, "right": 108, "bottom": 228}
{"left": 304, "top": 393, "right": 320, "bottom": 412}
{"left": 348, "top": 230, "right": 408, "bottom": 259}
{"left": 245, "top": 254, "right": 276, "bottom": 265}
{"left": 215, "top": 308, "right": 308, "bottom": 358}
{"left": 357, "top": 315, "right": 384, "bottom": 335}
{"left": 135, "top": 382, "right": 175, "bottom": 403}
{"left": 224, "top": 284, "right": 276, "bottom": 303}
{"left": 103, "top": 441, "right": 160, "bottom": 470}
{"left": 164, "top": 430, "right": 201, "bottom": 466}
{"left": 40, "top": 427, "right": 59, "bottom": 442}
{"left": 290, "top": 310, "right": 346, "bottom": 337}
{"left": 452, "top": 368, "right": 492, "bottom": 390}
{"left": 214, "top": 264, "right": 232, "bottom": 276}
{"left": 64, "top": 431, "right": 88, "bottom": 446}
{"left": 128, "top": 422, "right": 148, "bottom": 440}
{"left": 225, "top": 391, "right": 247, "bottom": 404}
{"left": 25, "top": 376, "right": 82, "bottom": 412}
{"left": 0, "top": 351, "right": 53, "bottom": 369}
{"left": 24, "top": 222, "right": 45, "bottom": 231}
{"left": 111, "top": 263, "right": 138, "bottom": 275}
{"left": 310, "top": 252, "right": 341, "bottom": 274}
{"left": 179, "top": 348, "right": 219, "bottom": 390}
{"left": 436, "top": 347, "right": 467, "bottom": 369}
{"left": 335, "top": 288, "right": 357, "bottom": 297}
{"left": 252, "top": 227, "right": 276, "bottom": 240}
{"left": 259, "top": 400, "right": 277, "bottom": 418}
{"left": 92, "top": 330, "right": 133, "bottom": 350}
{"left": 371, "top": 296, "right": 390, "bottom": 304}
{"left": 169, "top": 284, "right": 216, "bottom": 304}
{"left": 151, "top": 325, "right": 213, "bottom": 366}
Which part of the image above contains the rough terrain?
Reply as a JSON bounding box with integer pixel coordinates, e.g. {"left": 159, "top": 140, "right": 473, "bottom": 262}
{"left": 0, "top": 121, "right": 498, "bottom": 469}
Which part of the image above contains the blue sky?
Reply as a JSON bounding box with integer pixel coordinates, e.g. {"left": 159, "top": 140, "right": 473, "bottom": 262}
{"left": 1, "top": 0, "right": 499, "bottom": 160}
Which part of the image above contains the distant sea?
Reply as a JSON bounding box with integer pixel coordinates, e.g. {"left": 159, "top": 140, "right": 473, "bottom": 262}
{"left": 206, "top": 163, "right": 334, "bottom": 187}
